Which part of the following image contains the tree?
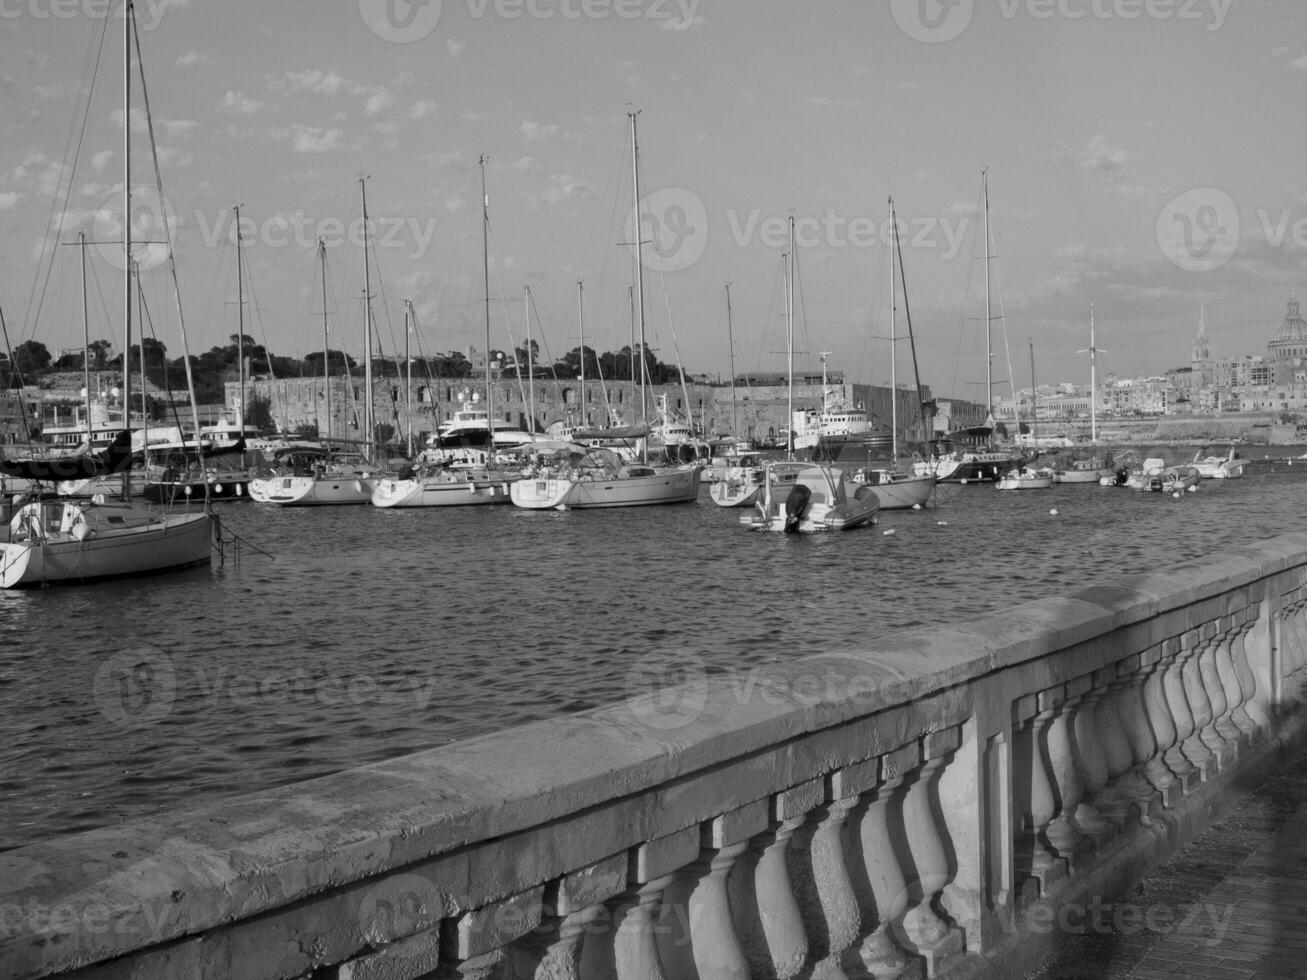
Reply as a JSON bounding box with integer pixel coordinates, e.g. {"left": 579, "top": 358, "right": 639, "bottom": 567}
{"left": 88, "top": 339, "right": 113, "bottom": 368}
{"left": 11, "top": 340, "right": 51, "bottom": 382}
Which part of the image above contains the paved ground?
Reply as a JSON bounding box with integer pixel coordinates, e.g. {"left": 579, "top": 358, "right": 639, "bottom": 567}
{"left": 1027, "top": 748, "right": 1307, "bottom": 979}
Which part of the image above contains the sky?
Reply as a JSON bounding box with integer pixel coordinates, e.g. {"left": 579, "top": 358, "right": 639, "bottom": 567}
{"left": 0, "top": 0, "right": 1304, "bottom": 404}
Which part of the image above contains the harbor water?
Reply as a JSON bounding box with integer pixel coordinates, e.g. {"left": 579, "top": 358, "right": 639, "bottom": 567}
{"left": 2, "top": 452, "right": 1306, "bottom": 852}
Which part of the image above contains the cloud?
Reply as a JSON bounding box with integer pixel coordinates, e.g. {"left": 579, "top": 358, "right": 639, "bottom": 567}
{"left": 270, "top": 124, "right": 346, "bottom": 154}
{"left": 540, "top": 173, "right": 592, "bottom": 206}
{"left": 91, "top": 149, "right": 114, "bottom": 173}
{"left": 446, "top": 39, "right": 465, "bottom": 57}
{"left": 271, "top": 69, "right": 348, "bottom": 97}
{"left": 409, "top": 100, "right": 437, "bottom": 119}
{"left": 158, "top": 119, "right": 200, "bottom": 140}
{"left": 175, "top": 50, "right": 213, "bottom": 68}
{"left": 1050, "top": 134, "right": 1129, "bottom": 182}
{"left": 0, "top": 192, "right": 20, "bottom": 211}
{"left": 1290, "top": 54, "right": 1307, "bottom": 71}
{"left": 218, "top": 90, "right": 265, "bottom": 115}
{"left": 520, "top": 121, "right": 561, "bottom": 142}
{"left": 364, "top": 88, "right": 395, "bottom": 115}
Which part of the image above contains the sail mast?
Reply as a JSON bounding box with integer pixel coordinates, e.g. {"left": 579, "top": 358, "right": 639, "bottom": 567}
{"left": 405, "top": 299, "right": 414, "bottom": 454}
{"left": 889, "top": 199, "right": 899, "bottom": 462}
{"left": 1029, "top": 339, "right": 1038, "bottom": 447}
{"left": 982, "top": 168, "right": 993, "bottom": 419}
{"left": 1089, "top": 304, "right": 1097, "bottom": 446}
{"left": 524, "top": 286, "right": 535, "bottom": 435}
{"left": 360, "top": 175, "right": 374, "bottom": 457}
{"left": 725, "top": 282, "right": 737, "bottom": 443}
{"left": 628, "top": 112, "right": 648, "bottom": 447}
{"left": 319, "top": 238, "right": 330, "bottom": 441}
{"left": 78, "top": 231, "right": 91, "bottom": 445}
{"left": 577, "top": 280, "right": 586, "bottom": 426}
{"left": 233, "top": 203, "right": 246, "bottom": 429}
{"left": 893, "top": 197, "right": 930, "bottom": 450}
{"left": 786, "top": 215, "right": 795, "bottom": 460}
{"left": 479, "top": 154, "right": 493, "bottom": 448}
{"left": 121, "top": 0, "right": 131, "bottom": 498}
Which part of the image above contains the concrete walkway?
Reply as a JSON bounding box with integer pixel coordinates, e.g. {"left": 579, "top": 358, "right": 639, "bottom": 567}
{"left": 1027, "top": 748, "right": 1307, "bottom": 980}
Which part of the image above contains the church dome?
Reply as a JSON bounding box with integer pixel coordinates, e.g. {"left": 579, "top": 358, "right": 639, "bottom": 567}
{"left": 1270, "top": 292, "right": 1307, "bottom": 349}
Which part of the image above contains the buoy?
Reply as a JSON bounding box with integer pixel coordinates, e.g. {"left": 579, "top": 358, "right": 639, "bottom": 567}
{"left": 1049, "top": 508, "right": 1058, "bottom": 516}
{"left": 1187, "top": 484, "right": 1198, "bottom": 492}
{"left": 883, "top": 529, "right": 896, "bottom": 536}
{"left": 937, "top": 520, "right": 948, "bottom": 526}
{"left": 912, "top": 503, "right": 922, "bottom": 510}
{"left": 1172, "top": 491, "right": 1181, "bottom": 499}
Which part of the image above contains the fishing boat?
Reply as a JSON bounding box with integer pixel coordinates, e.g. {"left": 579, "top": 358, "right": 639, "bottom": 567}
{"left": 742, "top": 463, "right": 879, "bottom": 533}
{"left": 792, "top": 353, "right": 891, "bottom": 458}
{"left": 1190, "top": 445, "right": 1246, "bottom": 479}
{"left": 0, "top": 0, "right": 215, "bottom": 587}
{"left": 1053, "top": 454, "right": 1115, "bottom": 484}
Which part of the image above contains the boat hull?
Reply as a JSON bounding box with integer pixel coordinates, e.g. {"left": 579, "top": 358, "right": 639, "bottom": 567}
{"left": 854, "top": 473, "right": 936, "bottom": 510}
{"left": 253, "top": 475, "right": 373, "bottom": 506}
{"left": 0, "top": 508, "right": 213, "bottom": 588}
{"left": 709, "top": 470, "right": 765, "bottom": 508}
{"left": 513, "top": 468, "right": 701, "bottom": 510}
{"left": 371, "top": 476, "right": 515, "bottom": 507}
{"left": 142, "top": 477, "right": 250, "bottom": 504}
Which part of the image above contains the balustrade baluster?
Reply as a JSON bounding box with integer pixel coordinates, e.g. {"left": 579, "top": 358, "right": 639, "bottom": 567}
{"left": 1091, "top": 667, "right": 1146, "bottom": 830}
{"left": 787, "top": 790, "right": 862, "bottom": 980}
{"left": 853, "top": 744, "right": 917, "bottom": 978}
{"left": 1013, "top": 696, "right": 1065, "bottom": 904}
{"left": 898, "top": 727, "right": 966, "bottom": 977}
{"left": 1139, "top": 642, "right": 1183, "bottom": 807}
{"left": 732, "top": 780, "right": 821, "bottom": 980}
{"left": 1232, "top": 604, "right": 1273, "bottom": 738}
{"left": 1043, "top": 683, "right": 1095, "bottom": 867}
{"left": 1161, "top": 633, "right": 1203, "bottom": 793}
{"left": 1108, "top": 653, "right": 1165, "bottom": 824}
{"left": 1206, "top": 616, "right": 1248, "bottom": 761}
{"left": 1179, "top": 630, "right": 1219, "bottom": 780}
{"left": 1067, "top": 683, "right": 1116, "bottom": 846}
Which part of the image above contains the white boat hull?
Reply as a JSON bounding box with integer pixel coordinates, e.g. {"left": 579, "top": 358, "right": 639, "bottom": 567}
{"left": 371, "top": 475, "right": 515, "bottom": 507}
{"left": 0, "top": 503, "right": 213, "bottom": 588}
{"left": 512, "top": 468, "right": 701, "bottom": 510}
{"left": 854, "top": 473, "right": 936, "bottom": 510}
{"left": 253, "top": 474, "right": 373, "bottom": 506}
{"left": 709, "top": 470, "right": 765, "bottom": 508}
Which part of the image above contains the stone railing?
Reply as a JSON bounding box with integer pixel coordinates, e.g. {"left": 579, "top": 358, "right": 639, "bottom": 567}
{"left": 5, "top": 534, "right": 1307, "bottom": 979}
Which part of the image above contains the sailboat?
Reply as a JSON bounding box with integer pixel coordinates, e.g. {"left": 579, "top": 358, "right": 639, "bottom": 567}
{"left": 742, "top": 218, "right": 875, "bottom": 532}
{"left": 511, "top": 112, "right": 700, "bottom": 510}
{"left": 914, "top": 169, "right": 1023, "bottom": 483}
{"left": 1054, "top": 304, "right": 1115, "bottom": 484}
{"left": 0, "top": 0, "right": 214, "bottom": 587}
{"left": 710, "top": 283, "right": 772, "bottom": 507}
{"left": 372, "top": 157, "right": 520, "bottom": 509}
{"left": 256, "top": 179, "right": 379, "bottom": 506}
{"left": 850, "top": 197, "right": 937, "bottom": 510}
{"left": 996, "top": 341, "right": 1054, "bottom": 490}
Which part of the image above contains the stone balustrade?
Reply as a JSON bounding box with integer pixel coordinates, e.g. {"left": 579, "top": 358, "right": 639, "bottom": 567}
{"left": 5, "top": 534, "right": 1307, "bottom": 979}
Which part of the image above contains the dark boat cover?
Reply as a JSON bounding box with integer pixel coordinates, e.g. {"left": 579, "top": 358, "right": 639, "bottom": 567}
{"left": 0, "top": 430, "right": 134, "bottom": 482}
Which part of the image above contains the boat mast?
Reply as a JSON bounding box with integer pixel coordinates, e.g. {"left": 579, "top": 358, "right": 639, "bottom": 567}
{"left": 405, "top": 299, "right": 414, "bottom": 454}
{"left": 135, "top": 260, "right": 147, "bottom": 435}
{"left": 233, "top": 203, "right": 246, "bottom": 430}
{"left": 479, "top": 154, "right": 494, "bottom": 448}
{"left": 1088, "top": 303, "right": 1098, "bottom": 446}
{"left": 524, "top": 286, "right": 535, "bottom": 435}
{"left": 786, "top": 215, "right": 795, "bottom": 460}
{"left": 628, "top": 283, "right": 635, "bottom": 420}
{"left": 577, "top": 280, "right": 586, "bottom": 427}
{"left": 725, "top": 282, "right": 737, "bottom": 443}
{"left": 1028, "top": 339, "right": 1038, "bottom": 448}
{"left": 319, "top": 237, "right": 330, "bottom": 441}
{"left": 889, "top": 200, "right": 898, "bottom": 463}
{"left": 119, "top": 0, "right": 134, "bottom": 497}
{"left": 78, "top": 231, "right": 92, "bottom": 445}
{"left": 628, "top": 111, "right": 648, "bottom": 450}
{"left": 359, "top": 175, "right": 374, "bottom": 458}
{"left": 982, "top": 167, "right": 993, "bottom": 420}
{"left": 893, "top": 197, "right": 931, "bottom": 453}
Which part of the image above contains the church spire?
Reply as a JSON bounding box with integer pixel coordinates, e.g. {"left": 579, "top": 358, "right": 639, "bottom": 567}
{"left": 1192, "top": 304, "right": 1211, "bottom": 364}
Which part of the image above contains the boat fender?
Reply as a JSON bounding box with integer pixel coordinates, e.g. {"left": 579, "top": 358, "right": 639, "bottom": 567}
{"left": 783, "top": 483, "right": 811, "bottom": 533}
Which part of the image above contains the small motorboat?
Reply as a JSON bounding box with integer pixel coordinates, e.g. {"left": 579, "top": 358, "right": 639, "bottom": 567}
{"left": 742, "top": 463, "right": 879, "bottom": 533}
{"left": 1190, "top": 445, "right": 1246, "bottom": 479}
{"left": 995, "top": 465, "right": 1055, "bottom": 490}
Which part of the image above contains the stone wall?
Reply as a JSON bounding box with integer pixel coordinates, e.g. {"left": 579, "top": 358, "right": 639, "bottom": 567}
{"left": 5, "top": 536, "right": 1307, "bottom": 979}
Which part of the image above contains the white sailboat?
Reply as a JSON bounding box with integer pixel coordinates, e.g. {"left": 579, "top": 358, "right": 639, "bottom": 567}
{"left": 258, "top": 178, "right": 379, "bottom": 506}
{"left": 851, "top": 197, "right": 937, "bottom": 510}
{"left": 374, "top": 156, "right": 519, "bottom": 508}
{"left": 0, "top": 0, "right": 214, "bottom": 587}
{"left": 512, "top": 112, "right": 700, "bottom": 511}
{"left": 996, "top": 341, "right": 1054, "bottom": 490}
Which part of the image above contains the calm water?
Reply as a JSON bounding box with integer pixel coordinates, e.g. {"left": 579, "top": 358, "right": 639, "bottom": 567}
{"left": 2, "top": 450, "right": 1306, "bottom": 852}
